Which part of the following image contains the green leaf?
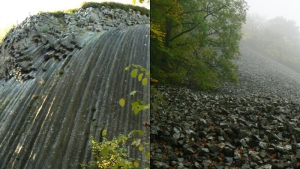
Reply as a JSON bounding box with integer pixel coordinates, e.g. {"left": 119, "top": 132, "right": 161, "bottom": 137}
{"left": 141, "top": 67, "right": 147, "bottom": 72}
{"left": 141, "top": 105, "right": 149, "bottom": 110}
{"left": 101, "top": 147, "right": 109, "bottom": 157}
{"left": 133, "top": 108, "right": 139, "bottom": 115}
{"left": 138, "top": 73, "right": 143, "bottom": 81}
{"left": 119, "top": 98, "right": 125, "bottom": 107}
{"left": 134, "top": 161, "right": 139, "bottom": 168}
{"left": 146, "top": 71, "right": 150, "bottom": 77}
{"left": 125, "top": 66, "right": 130, "bottom": 70}
{"left": 142, "top": 77, "right": 148, "bottom": 86}
{"left": 113, "top": 164, "right": 119, "bottom": 169}
{"left": 132, "top": 140, "right": 136, "bottom": 145}
{"left": 131, "top": 69, "right": 138, "bottom": 78}
{"left": 146, "top": 152, "right": 150, "bottom": 160}
{"left": 128, "top": 130, "right": 137, "bottom": 137}
{"left": 139, "top": 145, "right": 143, "bottom": 151}
{"left": 131, "top": 101, "right": 139, "bottom": 110}
{"left": 137, "top": 130, "right": 144, "bottom": 136}
{"left": 102, "top": 129, "right": 107, "bottom": 136}
{"left": 136, "top": 139, "right": 141, "bottom": 146}
{"left": 130, "top": 90, "right": 137, "bottom": 95}
{"left": 138, "top": 100, "right": 145, "bottom": 105}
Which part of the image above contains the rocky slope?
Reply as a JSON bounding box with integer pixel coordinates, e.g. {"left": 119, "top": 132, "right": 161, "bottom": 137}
{"left": 151, "top": 43, "right": 300, "bottom": 168}
{"left": 219, "top": 42, "right": 300, "bottom": 100}
{"left": 0, "top": 3, "right": 149, "bottom": 169}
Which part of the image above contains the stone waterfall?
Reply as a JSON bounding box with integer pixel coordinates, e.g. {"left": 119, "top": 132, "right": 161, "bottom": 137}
{"left": 0, "top": 3, "right": 149, "bottom": 169}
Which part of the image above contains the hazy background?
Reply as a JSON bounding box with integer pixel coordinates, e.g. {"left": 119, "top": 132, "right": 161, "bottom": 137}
{"left": 242, "top": 0, "right": 300, "bottom": 75}
{"left": 246, "top": 0, "right": 300, "bottom": 26}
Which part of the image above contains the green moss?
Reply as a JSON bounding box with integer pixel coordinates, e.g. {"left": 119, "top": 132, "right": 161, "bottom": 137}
{"left": 41, "top": 24, "right": 50, "bottom": 32}
{"left": 40, "top": 11, "right": 66, "bottom": 18}
{"left": 39, "top": 8, "right": 78, "bottom": 19}
{"left": 38, "top": 2, "right": 149, "bottom": 20}
{"left": 81, "top": 2, "right": 149, "bottom": 16}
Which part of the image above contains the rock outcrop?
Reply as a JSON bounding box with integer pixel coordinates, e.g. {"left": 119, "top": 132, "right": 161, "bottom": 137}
{"left": 0, "top": 3, "right": 149, "bottom": 169}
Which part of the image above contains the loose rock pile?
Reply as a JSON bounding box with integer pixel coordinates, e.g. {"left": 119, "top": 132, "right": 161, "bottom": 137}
{"left": 151, "top": 45, "right": 300, "bottom": 168}
{"left": 0, "top": 3, "right": 149, "bottom": 82}
{"left": 151, "top": 87, "right": 300, "bottom": 169}
{"left": 219, "top": 44, "right": 300, "bottom": 100}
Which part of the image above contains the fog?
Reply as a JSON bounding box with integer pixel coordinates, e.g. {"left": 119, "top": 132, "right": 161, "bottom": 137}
{"left": 246, "top": 0, "right": 300, "bottom": 26}
{"left": 242, "top": 0, "right": 300, "bottom": 75}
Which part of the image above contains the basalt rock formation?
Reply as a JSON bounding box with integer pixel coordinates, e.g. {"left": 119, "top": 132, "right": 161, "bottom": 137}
{"left": 0, "top": 3, "right": 149, "bottom": 169}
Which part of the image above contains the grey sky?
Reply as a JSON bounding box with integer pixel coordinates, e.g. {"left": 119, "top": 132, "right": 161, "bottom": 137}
{"left": 246, "top": 0, "right": 300, "bottom": 26}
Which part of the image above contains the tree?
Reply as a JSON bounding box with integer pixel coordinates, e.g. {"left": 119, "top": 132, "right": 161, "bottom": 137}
{"left": 151, "top": 0, "right": 248, "bottom": 90}
{"left": 242, "top": 13, "right": 267, "bottom": 41}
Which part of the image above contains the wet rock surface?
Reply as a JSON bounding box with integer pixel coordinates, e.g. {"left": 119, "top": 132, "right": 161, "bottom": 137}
{"left": 151, "top": 87, "right": 300, "bottom": 168}
{"left": 151, "top": 45, "right": 300, "bottom": 168}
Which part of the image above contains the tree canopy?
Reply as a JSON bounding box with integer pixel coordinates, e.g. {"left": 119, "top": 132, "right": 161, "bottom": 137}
{"left": 151, "top": 0, "right": 248, "bottom": 91}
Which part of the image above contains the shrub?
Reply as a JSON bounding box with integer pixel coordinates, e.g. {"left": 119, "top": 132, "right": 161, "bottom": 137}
{"left": 81, "top": 64, "right": 150, "bottom": 169}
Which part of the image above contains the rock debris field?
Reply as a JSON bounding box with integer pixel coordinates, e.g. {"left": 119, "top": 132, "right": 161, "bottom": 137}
{"left": 151, "top": 44, "right": 300, "bottom": 168}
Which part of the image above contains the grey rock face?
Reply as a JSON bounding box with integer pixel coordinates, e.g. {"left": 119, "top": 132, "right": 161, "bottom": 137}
{"left": 0, "top": 5, "right": 149, "bottom": 82}
{"left": 0, "top": 4, "right": 149, "bottom": 169}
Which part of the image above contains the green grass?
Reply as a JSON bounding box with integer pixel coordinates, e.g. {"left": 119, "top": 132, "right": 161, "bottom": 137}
{"left": 39, "top": 2, "right": 149, "bottom": 19}
{"left": 81, "top": 2, "right": 149, "bottom": 16}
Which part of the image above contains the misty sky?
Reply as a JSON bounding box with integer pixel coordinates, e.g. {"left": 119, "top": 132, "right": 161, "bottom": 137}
{"left": 246, "top": 0, "right": 300, "bottom": 26}
{"left": 0, "top": 0, "right": 148, "bottom": 30}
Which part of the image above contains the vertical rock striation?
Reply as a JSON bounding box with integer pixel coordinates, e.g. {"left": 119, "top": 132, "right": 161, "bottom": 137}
{"left": 0, "top": 3, "right": 149, "bottom": 169}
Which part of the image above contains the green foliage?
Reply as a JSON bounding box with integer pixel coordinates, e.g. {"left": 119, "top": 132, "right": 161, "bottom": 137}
{"left": 125, "top": 64, "right": 149, "bottom": 86}
{"left": 82, "top": 64, "right": 150, "bottom": 169}
{"left": 151, "top": 0, "right": 248, "bottom": 91}
{"left": 39, "top": 7, "right": 77, "bottom": 18}
{"left": 122, "top": 64, "right": 150, "bottom": 115}
{"left": 81, "top": 131, "right": 131, "bottom": 169}
{"left": 81, "top": 129, "right": 149, "bottom": 169}
{"left": 81, "top": 2, "right": 149, "bottom": 16}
